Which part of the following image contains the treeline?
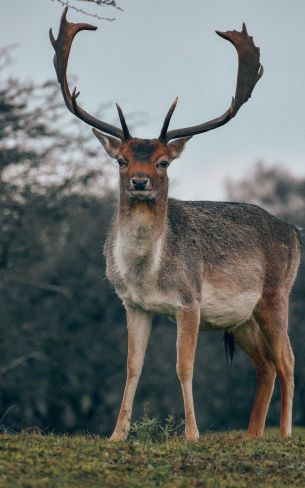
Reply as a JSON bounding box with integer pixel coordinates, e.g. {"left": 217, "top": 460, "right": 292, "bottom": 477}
{"left": 0, "top": 61, "right": 304, "bottom": 434}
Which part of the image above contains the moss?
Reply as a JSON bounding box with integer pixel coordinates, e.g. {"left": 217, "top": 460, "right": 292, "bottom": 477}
{"left": 0, "top": 430, "right": 304, "bottom": 487}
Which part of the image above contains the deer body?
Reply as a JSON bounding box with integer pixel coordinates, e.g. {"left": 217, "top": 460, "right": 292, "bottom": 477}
{"left": 106, "top": 198, "right": 298, "bottom": 332}
{"left": 51, "top": 9, "right": 301, "bottom": 441}
{"left": 104, "top": 192, "right": 300, "bottom": 441}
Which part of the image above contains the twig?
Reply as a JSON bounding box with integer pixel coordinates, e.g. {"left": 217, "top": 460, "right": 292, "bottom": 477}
{"left": 52, "top": 0, "right": 116, "bottom": 20}
{"left": 74, "top": 0, "right": 123, "bottom": 12}
{"left": 0, "top": 405, "right": 15, "bottom": 426}
{"left": 0, "top": 352, "right": 43, "bottom": 378}
{"left": 8, "top": 276, "right": 72, "bottom": 298}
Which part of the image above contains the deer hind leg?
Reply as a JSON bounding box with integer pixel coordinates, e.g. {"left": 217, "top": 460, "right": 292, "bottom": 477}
{"left": 254, "top": 292, "right": 295, "bottom": 437}
{"left": 176, "top": 304, "right": 200, "bottom": 441}
{"left": 110, "top": 306, "right": 152, "bottom": 442}
{"left": 233, "top": 318, "right": 276, "bottom": 438}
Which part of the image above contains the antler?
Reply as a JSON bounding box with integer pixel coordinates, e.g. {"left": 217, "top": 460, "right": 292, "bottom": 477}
{"left": 159, "top": 23, "right": 263, "bottom": 142}
{"left": 49, "top": 7, "right": 130, "bottom": 140}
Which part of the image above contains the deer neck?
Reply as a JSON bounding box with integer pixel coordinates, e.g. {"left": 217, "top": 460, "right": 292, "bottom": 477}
{"left": 115, "top": 193, "right": 168, "bottom": 281}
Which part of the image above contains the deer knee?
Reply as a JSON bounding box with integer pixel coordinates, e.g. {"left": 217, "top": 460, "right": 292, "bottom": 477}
{"left": 274, "top": 353, "right": 294, "bottom": 397}
{"left": 278, "top": 359, "right": 294, "bottom": 384}
{"left": 286, "top": 346, "right": 295, "bottom": 371}
{"left": 176, "top": 363, "right": 193, "bottom": 383}
{"left": 257, "top": 364, "right": 276, "bottom": 386}
{"left": 275, "top": 341, "right": 295, "bottom": 380}
{"left": 127, "top": 359, "right": 143, "bottom": 379}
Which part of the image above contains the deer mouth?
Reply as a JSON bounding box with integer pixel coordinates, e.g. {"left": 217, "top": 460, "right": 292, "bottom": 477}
{"left": 127, "top": 189, "right": 156, "bottom": 200}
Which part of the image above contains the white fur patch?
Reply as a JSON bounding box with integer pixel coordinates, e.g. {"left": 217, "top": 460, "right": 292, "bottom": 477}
{"left": 200, "top": 282, "right": 261, "bottom": 329}
{"left": 114, "top": 229, "right": 162, "bottom": 280}
{"left": 124, "top": 285, "right": 181, "bottom": 317}
{"left": 113, "top": 232, "right": 129, "bottom": 278}
{"left": 113, "top": 215, "right": 179, "bottom": 314}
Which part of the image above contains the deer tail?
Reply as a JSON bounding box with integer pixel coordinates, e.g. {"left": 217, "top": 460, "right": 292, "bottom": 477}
{"left": 224, "top": 331, "right": 235, "bottom": 364}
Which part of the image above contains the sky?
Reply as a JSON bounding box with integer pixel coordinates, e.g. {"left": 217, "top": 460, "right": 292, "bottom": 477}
{"left": 1, "top": 0, "right": 305, "bottom": 200}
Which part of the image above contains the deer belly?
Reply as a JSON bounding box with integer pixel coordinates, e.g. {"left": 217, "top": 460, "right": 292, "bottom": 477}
{"left": 200, "top": 282, "right": 261, "bottom": 329}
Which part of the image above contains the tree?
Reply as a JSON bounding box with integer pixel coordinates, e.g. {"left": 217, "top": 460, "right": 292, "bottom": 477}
{"left": 0, "top": 55, "right": 123, "bottom": 433}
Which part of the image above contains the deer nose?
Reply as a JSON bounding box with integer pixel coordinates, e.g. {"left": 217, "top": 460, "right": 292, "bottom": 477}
{"left": 131, "top": 175, "right": 148, "bottom": 191}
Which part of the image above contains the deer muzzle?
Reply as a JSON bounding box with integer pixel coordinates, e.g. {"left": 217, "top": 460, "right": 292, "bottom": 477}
{"left": 127, "top": 173, "right": 155, "bottom": 200}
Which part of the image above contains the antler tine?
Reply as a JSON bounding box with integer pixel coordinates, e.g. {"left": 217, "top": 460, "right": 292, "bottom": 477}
{"left": 158, "top": 97, "right": 178, "bottom": 142}
{"left": 50, "top": 7, "right": 125, "bottom": 140}
{"left": 163, "top": 23, "right": 263, "bottom": 142}
{"left": 116, "top": 103, "right": 131, "bottom": 140}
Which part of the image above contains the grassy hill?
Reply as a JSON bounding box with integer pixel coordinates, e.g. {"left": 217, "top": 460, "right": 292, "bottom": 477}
{"left": 1, "top": 429, "right": 305, "bottom": 487}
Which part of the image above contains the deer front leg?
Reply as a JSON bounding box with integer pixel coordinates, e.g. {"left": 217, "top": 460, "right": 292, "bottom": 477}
{"left": 176, "top": 304, "right": 200, "bottom": 441}
{"left": 110, "top": 305, "right": 152, "bottom": 442}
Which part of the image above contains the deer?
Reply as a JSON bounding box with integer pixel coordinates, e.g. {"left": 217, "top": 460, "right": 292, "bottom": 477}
{"left": 50, "top": 8, "right": 301, "bottom": 442}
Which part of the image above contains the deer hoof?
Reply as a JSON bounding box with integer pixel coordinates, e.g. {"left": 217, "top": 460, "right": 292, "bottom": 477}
{"left": 109, "top": 431, "right": 128, "bottom": 442}
{"left": 185, "top": 429, "right": 200, "bottom": 442}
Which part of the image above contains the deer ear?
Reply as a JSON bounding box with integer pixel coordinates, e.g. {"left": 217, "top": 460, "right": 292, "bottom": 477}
{"left": 92, "top": 128, "right": 122, "bottom": 158}
{"left": 167, "top": 136, "right": 192, "bottom": 160}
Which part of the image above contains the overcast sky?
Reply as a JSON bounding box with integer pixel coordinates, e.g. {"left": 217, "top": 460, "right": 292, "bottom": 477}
{"left": 2, "top": 0, "right": 305, "bottom": 200}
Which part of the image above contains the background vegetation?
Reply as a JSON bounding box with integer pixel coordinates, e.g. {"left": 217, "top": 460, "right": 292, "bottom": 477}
{"left": 0, "top": 54, "right": 304, "bottom": 437}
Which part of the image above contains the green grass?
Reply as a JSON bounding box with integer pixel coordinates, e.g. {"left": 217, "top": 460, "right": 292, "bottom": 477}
{"left": 0, "top": 428, "right": 305, "bottom": 488}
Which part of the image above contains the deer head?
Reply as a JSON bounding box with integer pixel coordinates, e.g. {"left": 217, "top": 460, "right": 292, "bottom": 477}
{"left": 50, "top": 8, "right": 263, "bottom": 201}
{"left": 92, "top": 129, "right": 190, "bottom": 201}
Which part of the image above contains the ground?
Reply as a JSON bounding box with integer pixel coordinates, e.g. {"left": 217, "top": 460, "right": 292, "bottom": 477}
{"left": 0, "top": 429, "right": 305, "bottom": 487}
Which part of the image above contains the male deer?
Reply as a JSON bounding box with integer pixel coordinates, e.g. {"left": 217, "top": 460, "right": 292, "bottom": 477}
{"left": 50, "top": 9, "right": 301, "bottom": 441}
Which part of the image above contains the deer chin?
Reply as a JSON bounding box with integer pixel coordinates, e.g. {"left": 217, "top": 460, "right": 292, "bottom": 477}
{"left": 127, "top": 189, "right": 157, "bottom": 201}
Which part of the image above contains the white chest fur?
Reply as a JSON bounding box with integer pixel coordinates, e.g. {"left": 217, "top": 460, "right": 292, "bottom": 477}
{"left": 113, "top": 216, "right": 180, "bottom": 314}
{"left": 114, "top": 218, "right": 162, "bottom": 281}
{"left": 114, "top": 235, "right": 180, "bottom": 315}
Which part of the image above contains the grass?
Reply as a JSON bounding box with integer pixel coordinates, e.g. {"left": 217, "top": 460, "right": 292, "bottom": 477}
{"left": 0, "top": 424, "right": 305, "bottom": 487}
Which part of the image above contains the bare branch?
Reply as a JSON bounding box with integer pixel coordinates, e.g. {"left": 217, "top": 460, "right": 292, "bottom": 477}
{"left": 0, "top": 352, "right": 44, "bottom": 379}
{"left": 51, "top": 0, "right": 116, "bottom": 21}
{"left": 74, "top": 0, "right": 123, "bottom": 12}
{"left": 8, "top": 276, "right": 72, "bottom": 298}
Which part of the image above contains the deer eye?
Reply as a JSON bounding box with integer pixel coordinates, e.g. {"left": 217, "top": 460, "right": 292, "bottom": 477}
{"left": 117, "top": 158, "right": 127, "bottom": 168}
{"left": 159, "top": 160, "right": 169, "bottom": 169}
